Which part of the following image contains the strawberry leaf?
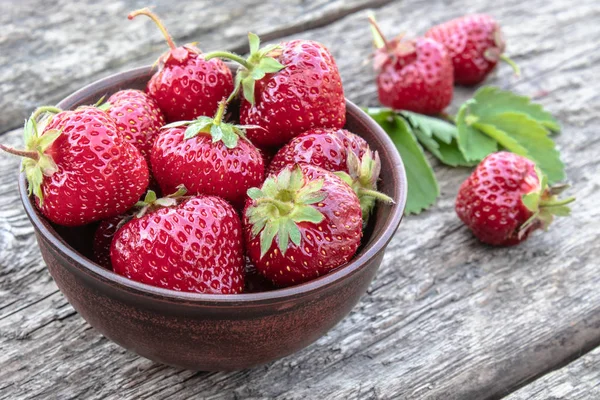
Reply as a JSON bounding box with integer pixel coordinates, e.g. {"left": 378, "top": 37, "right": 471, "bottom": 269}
{"left": 473, "top": 112, "right": 565, "bottom": 183}
{"left": 248, "top": 32, "right": 260, "bottom": 54}
{"left": 290, "top": 205, "right": 324, "bottom": 224}
{"left": 366, "top": 108, "right": 439, "bottom": 214}
{"left": 470, "top": 86, "right": 560, "bottom": 132}
{"left": 456, "top": 101, "right": 498, "bottom": 161}
{"left": 260, "top": 220, "right": 279, "bottom": 258}
{"left": 399, "top": 111, "right": 456, "bottom": 144}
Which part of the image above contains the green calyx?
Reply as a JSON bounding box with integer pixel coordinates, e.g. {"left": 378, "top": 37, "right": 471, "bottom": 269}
{"left": 204, "top": 33, "right": 286, "bottom": 105}
{"left": 246, "top": 165, "right": 328, "bottom": 259}
{"left": 0, "top": 106, "right": 63, "bottom": 205}
{"left": 519, "top": 167, "right": 575, "bottom": 237}
{"left": 162, "top": 99, "right": 256, "bottom": 149}
{"left": 334, "top": 149, "right": 394, "bottom": 224}
{"left": 134, "top": 184, "right": 188, "bottom": 218}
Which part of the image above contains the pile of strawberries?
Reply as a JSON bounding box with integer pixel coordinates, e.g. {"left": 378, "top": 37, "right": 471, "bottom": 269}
{"left": 3, "top": 9, "right": 393, "bottom": 295}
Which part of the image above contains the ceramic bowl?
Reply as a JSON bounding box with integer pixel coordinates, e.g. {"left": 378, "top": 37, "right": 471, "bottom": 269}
{"left": 19, "top": 66, "right": 407, "bottom": 371}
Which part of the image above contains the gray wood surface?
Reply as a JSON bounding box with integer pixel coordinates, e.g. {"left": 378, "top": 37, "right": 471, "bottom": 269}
{"left": 507, "top": 347, "right": 600, "bottom": 399}
{"left": 1, "top": 0, "right": 599, "bottom": 399}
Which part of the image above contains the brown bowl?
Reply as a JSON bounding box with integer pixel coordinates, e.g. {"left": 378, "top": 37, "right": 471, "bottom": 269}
{"left": 18, "top": 66, "right": 407, "bottom": 371}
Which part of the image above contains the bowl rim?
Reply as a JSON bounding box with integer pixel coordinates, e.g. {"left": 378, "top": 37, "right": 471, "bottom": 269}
{"left": 19, "top": 65, "right": 407, "bottom": 305}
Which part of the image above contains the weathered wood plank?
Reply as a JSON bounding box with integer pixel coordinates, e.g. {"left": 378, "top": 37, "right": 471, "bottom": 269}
{"left": 0, "top": 0, "right": 391, "bottom": 134}
{"left": 0, "top": 0, "right": 599, "bottom": 399}
{"left": 507, "top": 347, "right": 600, "bottom": 399}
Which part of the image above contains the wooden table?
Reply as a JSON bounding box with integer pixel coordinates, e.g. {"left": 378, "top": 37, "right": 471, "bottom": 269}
{"left": 1, "top": 0, "right": 599, "bottom": 398}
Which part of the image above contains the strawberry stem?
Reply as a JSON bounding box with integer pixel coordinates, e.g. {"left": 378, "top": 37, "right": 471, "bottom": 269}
{"left": 368, "top": 15, "right": 391, "bottom": 51}
{"left": 358, "top": 188, "right": 394, "bottom": 204}
{"left": 204, "top": 51, "right": 252, "bottom": 70}
{"left": 500, "top": 54, "right": 521, "bottom": 77}
{"left": 128, "top": 8, "right": 177, "bottom": 50}
{"left": 213, "top": 99, "right": 227, "bottom": 125}
{"left": 31, "top": 106, "right": 62, "bottom": 122}
{"left": 540, "top": 196, "right": 576, "bottom": 208}
{"left": 0, "top": 144, "right": 38, "bottom": 160}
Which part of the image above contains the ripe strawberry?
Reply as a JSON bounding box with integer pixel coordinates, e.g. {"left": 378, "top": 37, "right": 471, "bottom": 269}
{"left": 425, "top": 14, "right": 519, "bottom": 85}
{"left": 1, "top": 106, "right": 149, "bottom": 226}
{"left": 244, "top": 255, "right": 276, "bottom": 293}
{"left": 128, "top": 8, "right": 233, "bottom": 122}
{"left": 369, "top": 16, "right": 454, "bottom": 115}
{"left": 268, "top": 128, "right": 393, "bottom": 223}
{"left": 151, "top": 100, "right": 264, "bottom": 208}
{"left": 104, "top": 89, "right": 165, "bottom": 164}
{"left": 205, "top": 34, "right": 346, "bottom": 148}
{"left": 455, "top": 152, "right": 574, "bottom": 246}
{"left": 243, "top": 164, "right": 362, "bottom": 287}
{"left": 93, "top": 214, "right": 131, "bottom": 270}
{"left": 111, "top": 188, "right": 245, "bottom": 294}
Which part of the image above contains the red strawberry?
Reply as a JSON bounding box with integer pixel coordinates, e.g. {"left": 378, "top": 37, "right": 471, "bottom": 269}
{"left": 425, "top": 14, "right": 519, "bottom": 85}
{"left": 111, "top": 187, "right": 245, "bottom": 294}
{"left": 243, "top": 164, "right": 362, "bottom": 287}
{"left": 1, "top": 106, "right": 148, "bottom": 226}
{"left": 455, "top": 152, "right": 574, "bottom": 246}
{"left": 151, "top": 100, "right": 264, "bottom": 208}
{"left": 93, "top": 214, "right": 131, "bottom": 269}
{"left": 369, "top": 16, "right": 454, "bottom": 115}
{"left": 268, "top": 128, "right": 393, "bottom": 223}
{"left": 105, "top": 89, "right": 165, "bottom": 164}
{"left": 205, "top": 34, "right": 346, "bottom": 148}
{"left": 128, "top": 8, "right": 233, "bottom": 122}
{"left": 244, "top": 255, "right": 276, "bottom": 293}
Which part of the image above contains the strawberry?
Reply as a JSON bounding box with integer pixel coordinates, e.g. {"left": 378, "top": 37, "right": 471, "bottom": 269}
{"left": 128, "top": 8, "right": 233, "bottom": 122}
{"left": 243, "top": 164, "right": 362, "bottom": 287}
{"left": 93, "top": 214, "right": 130, "bottom": 270}
{"left": 425, "top": 14, "right": 519, "bottom": 85}
{"left": 205, "top": 34, "right": 346, "bottom": 148}
{"left": 268, "top": 128, "right": 393, "bottom": 223}
{"left": 244, "top": 255, "right": 276, "bottom": 293}
{"left": 111, "top": 187, "right": 245, "bottom": 294}
{"left": 151, "top": 100, "right": 264, "bottom": 208}
{"left": 104, "top": 89, "right": 165, "bottom": 164}
{"left": 1, "top": 106, "right": 148, "bottom": 226}
{"left": 455, "top": 152, "right": 574, "bottom": 246}
{"left": 369, "top": 16, "right": 454, "bottom": 115}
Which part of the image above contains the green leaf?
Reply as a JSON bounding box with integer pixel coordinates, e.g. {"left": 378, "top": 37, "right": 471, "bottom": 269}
{"left": 36, "top": 129, "right": 61, "bottom": 152}
{"left": 545, "top": 205, "right": 571, "bottom": 217}
{"left": 219, "top": 124, "right": 238, "bottom": 148}
{"left": 247, "top": 187, "right": 264, "bottom": 200}
{"left": 290, "top": 205, "right": 324, "bottom": 224}
{"left": 287, "top": 219, "right": 301, "bottom": 246}
{"left": 242, "top": 77, "right": 256, "bottom": 105}
{"left": 163, "top": 120, "right": 192, "bottom": 129}
{"left": 251, "top": 68, "right": 266, "bottom": 80}
{"left": 367, "top": 108, "right": 439, "bottom": 214}
{"left": 399, "top": 111, "right": 456, "bottom": 144}
{"left": 258, "top": 57, "right": 285, "bottom": 73}
{"left": 476, "top": 112, "right": 565, "bottom": 183}
{"left": 248, "top": 32, "right": 260, "bottom": 54}
{"left": 522, "top": 192, "right": 540, "bottom": 212}
{"left": 262, "top": 177, "right": 278, "bottom": 197}
{"left": 277, "top": 218, "right": 290, "bottom": 254}
{"left": 288, "top": 167, "right": 304, "bottom": 191}
{"left": 260, "top": 221, "right": 278, "bottom": 258}
{"left": 470, "top": 86, "right": 560, "bottom": 132}
{"left": 210, "top": 124, "right": 223, "bottom": 143}
{"left": 184, "top": 124, "right": 204, "bottom": 140}
{"left": 276, "top": 167, "right": 292, "bottom": 190}
{"left": 456, "top": 101, "right": 498, "bottom": 161}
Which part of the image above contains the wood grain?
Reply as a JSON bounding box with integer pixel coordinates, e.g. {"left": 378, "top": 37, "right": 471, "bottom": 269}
{"left": 1, "top": 0, "right": 599, "bottom": 399}
{"left": 507, "top": 347, "right": 600, "bottom": 399}
{"left": 0, "top": 0, "right": 391, "bottom": 134}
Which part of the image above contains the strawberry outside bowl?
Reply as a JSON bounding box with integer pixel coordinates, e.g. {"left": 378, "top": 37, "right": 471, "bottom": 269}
{"left": 18, "top": 65, "right": 407, "bottom": 371}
